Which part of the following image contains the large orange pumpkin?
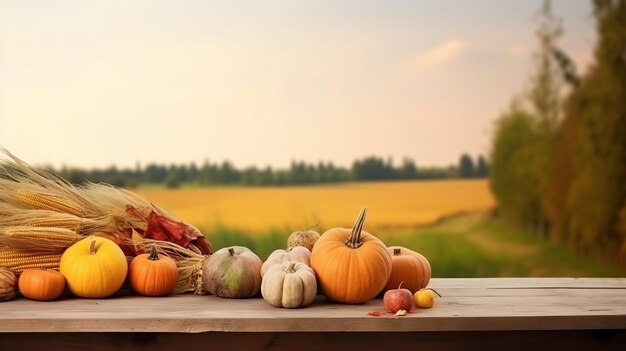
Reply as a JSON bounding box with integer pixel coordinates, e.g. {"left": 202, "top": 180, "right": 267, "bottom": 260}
{"left": 310, "top": 208, "right": 392, "bottom": 304}
{"left": 18, "top": 269, "right": 66, "bottom": 301}
{"left": 383, "top": 246, "right": 431, "bottom": 294}
{"left": 128, "top": 245, "right": 178, "bottom": 296}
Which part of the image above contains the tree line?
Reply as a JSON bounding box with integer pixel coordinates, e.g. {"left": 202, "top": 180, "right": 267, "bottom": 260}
{"left": 489, "top": 1, "right": 626, "bottom": 263}
{"left": 56, "top": 153, "right": 489, "bottom": 189}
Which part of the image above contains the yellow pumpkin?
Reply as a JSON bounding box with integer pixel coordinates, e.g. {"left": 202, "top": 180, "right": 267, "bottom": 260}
{"left": 0, "top": 267, "right": 17, "bottom": 302}
{"left": 310, "top": 208, "right": 392, "bottom": 304}
{"left": 261, "top": 261, "right": 317, "bottom": 308}
{"left": 60, "top": 235, "right": 128, "bottom": 298}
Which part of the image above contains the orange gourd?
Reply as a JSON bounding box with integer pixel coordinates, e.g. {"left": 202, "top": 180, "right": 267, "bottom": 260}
{"left": 18, "top": 269, "right": 65, "bottom": 301}
{"left": 383, "top": 246, "right": 431, "bottom": 294}
{"left": 310, "top": 208, "right": 392, "bottom": 304}
{"left": 128, "top": 245, "right": 179, "bottom": 296}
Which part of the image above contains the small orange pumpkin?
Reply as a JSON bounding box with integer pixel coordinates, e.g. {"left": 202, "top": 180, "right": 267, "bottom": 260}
{"left": 18, "top": 269, "right": 66, "bottom": 301}
{"left": 310, "top": 208, "right": 392, "bottom": 304}
{"left": 384, "top": 246, "right": 431, "bottom": 294}
{"left": 128, "top": 245, "right": 179, "bottom": 296}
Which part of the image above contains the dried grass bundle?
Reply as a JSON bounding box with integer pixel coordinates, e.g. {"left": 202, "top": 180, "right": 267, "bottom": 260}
{"left": 0, "top": 147, "right": 213, "bottom": 293}
{"left": 0, "top": 149, "right": 92, "bottom": 215}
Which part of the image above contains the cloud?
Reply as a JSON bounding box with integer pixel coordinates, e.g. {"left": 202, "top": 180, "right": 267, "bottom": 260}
{"left": 414, "top": 39, "right": 469, "bottom": 69}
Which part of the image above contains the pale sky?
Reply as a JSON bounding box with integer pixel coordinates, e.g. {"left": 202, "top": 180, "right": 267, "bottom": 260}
{"left": 0, "top": 0, "right": 595, "bottom": 170}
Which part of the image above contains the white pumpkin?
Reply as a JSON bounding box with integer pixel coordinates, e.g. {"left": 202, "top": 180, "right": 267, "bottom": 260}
{"left": 260, "top": 246, "right": 311, "bottom": 277}
{"left": 261, "top": 261, "right": 317, "bottom": 308}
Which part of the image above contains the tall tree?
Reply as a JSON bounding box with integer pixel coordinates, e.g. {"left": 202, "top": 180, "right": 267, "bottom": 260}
{"left": 400, "top": 158, "right": 418, "bottom": 180}
{"left": 164, "top": 168, "right": 180, "bottom": 189}
{"left": 528, "top": 0, "right": 564, "bottom": 131}
{"left": 459, "top": 154, "right": 475, "bottom": 178}
{"left": 529, "top": 0, "right": 565, "bottom": 235}
{"left": 476, "top": 155, "right": 489, "bottom": 178}
{"left": 550, "top": 0, "right": 626, "bottom": 259}
{"left": 489, "top": 0, "right": 565, "bottom": 235}
{"left": 352, "top": 156, "right": 396, "bottom": 181}
{"left": 489, "top": 104, "right": 543, "bottom": 228}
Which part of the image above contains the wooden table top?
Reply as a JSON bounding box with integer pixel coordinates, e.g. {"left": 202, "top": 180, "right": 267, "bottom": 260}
{"left": 1, "top": 277, "right": 625, "bottom": 333}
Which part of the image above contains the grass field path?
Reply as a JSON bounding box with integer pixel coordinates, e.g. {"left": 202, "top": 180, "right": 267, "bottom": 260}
{"left": 380, "top": 212, "right": 625, "bottom": 278}
{"left": 200, "top": 210, "right": 625, "bottom": 278}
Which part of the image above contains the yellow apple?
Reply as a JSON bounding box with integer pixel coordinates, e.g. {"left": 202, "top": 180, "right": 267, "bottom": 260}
{"left": 413, "top": 288, "right": 441, "bottom": 308}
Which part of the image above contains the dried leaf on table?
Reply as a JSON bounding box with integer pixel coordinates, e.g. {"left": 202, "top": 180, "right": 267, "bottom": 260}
{"left": 394, "top": 309, "right": 407, "bottom": 317}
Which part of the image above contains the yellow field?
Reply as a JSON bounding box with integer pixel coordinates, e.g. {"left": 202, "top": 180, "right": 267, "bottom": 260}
{"left": 136, "top": 179, "right": 495, "bottom": 234}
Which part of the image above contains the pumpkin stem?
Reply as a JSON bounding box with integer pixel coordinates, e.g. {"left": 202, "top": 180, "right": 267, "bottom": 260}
{"left": 286, "top": 262, "right": 296, "bottom": 273}
{"left": 393, "top": 248, "right": 401, "bottom": 256}
{"left": 228, "top": 247, "right": 235, "bottom": 256}
{"left": 422, "top": 288, "right": 442, "bottom": 297}
{"left": 345, "top": 207, "right": 367, "bottom": 249}
{"left": 148, "top": 245, "right": 160, "bottom": 261}
{"left": 305, "top": 222, "right": 320, "bottom": 231}
{"left": 89, "top": 235, "right": 96, "bottom": 255}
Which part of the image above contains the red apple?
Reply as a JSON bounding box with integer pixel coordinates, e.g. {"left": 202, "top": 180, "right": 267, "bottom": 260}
{"left": 383, "top": 282, "right": 413, "bottom": 313}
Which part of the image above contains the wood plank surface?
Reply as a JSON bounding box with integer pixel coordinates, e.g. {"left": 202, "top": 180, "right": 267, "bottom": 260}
{"left": 0, "top": 278, "right": 625, "bottom": 333}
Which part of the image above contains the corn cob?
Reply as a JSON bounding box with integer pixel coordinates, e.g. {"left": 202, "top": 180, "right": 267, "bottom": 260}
{"left": 0, "top": 249, "right": 62, "bottom": 274}
{"left": 15, "top": 189, "right": 85, "bottom": 217}
{"left": 1, "top": 226, "right": 80, "bottom": 251}
{"left": 24, "top": 213, "right": 83, "bottom": 232}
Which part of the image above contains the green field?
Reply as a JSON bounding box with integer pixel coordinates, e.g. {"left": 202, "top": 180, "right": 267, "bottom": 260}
{"left": 202, "top": 212, "right": 626, "bottom": 278}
